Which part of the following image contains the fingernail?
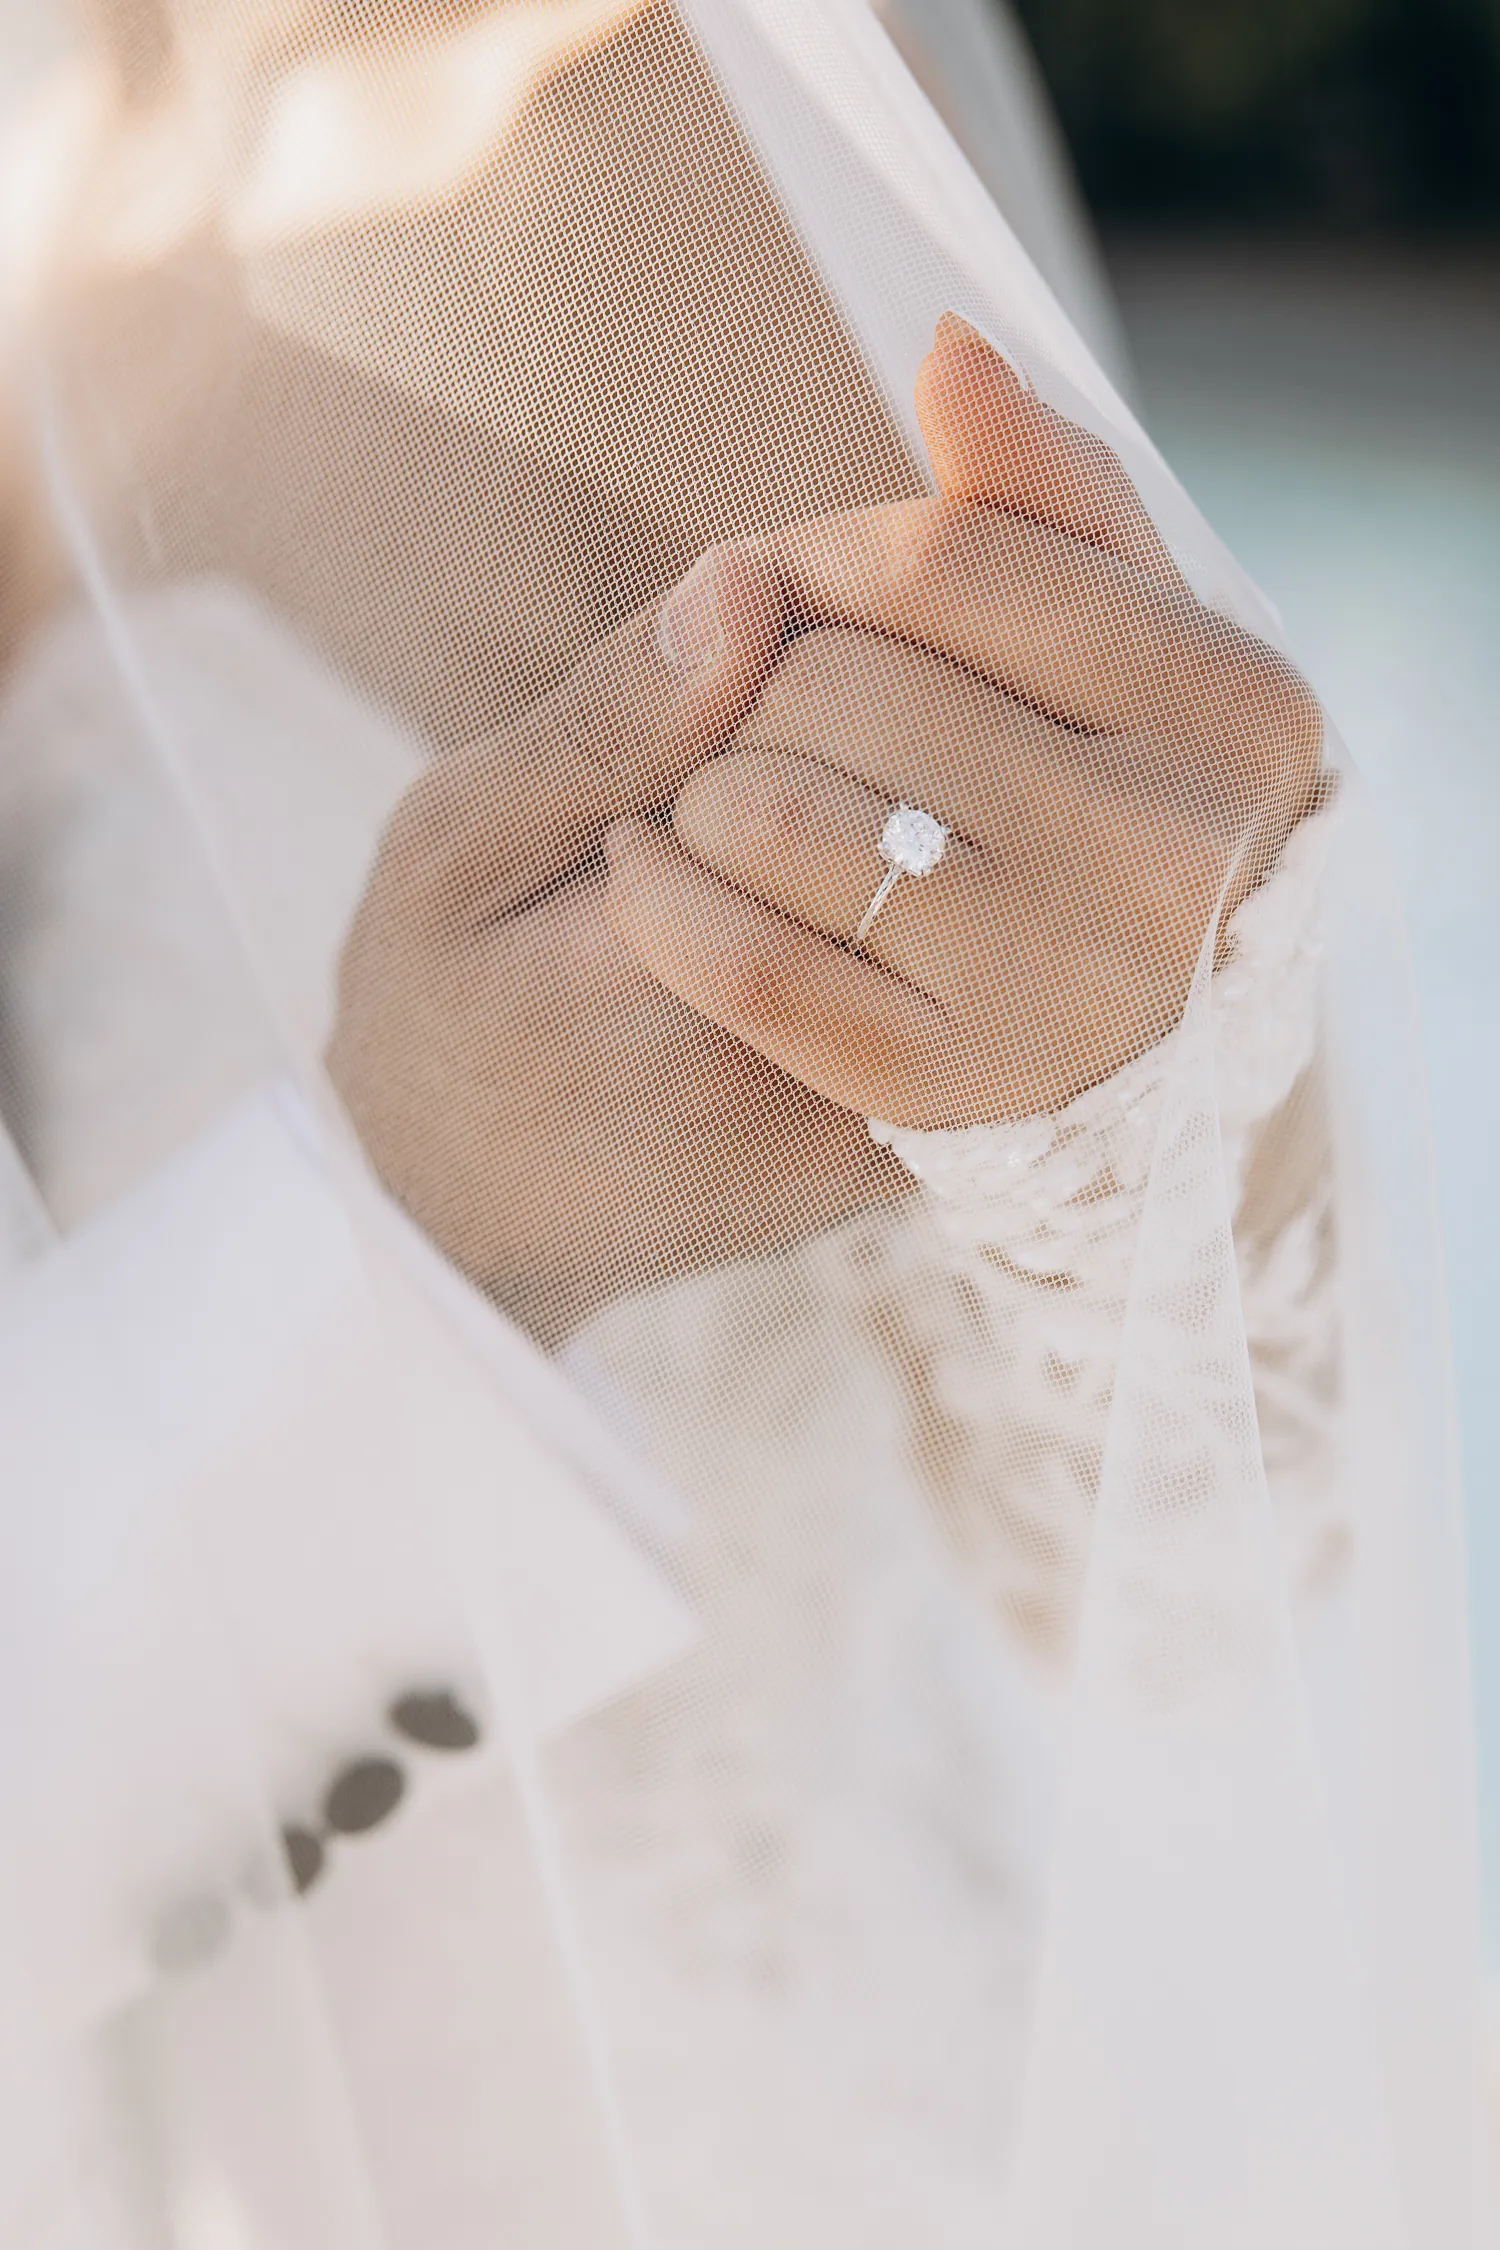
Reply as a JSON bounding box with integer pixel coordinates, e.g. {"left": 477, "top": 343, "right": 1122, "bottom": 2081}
{"left": 657, "top": 549, "right": 722, "bottom": 675}
{"left": 938, "top": 310, "right": 987, "bottom": 349}
{"left": 936, "top": 310, "right": 1030, "bottom": 390}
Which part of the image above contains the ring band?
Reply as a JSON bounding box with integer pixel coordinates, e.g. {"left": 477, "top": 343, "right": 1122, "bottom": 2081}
{"left": 853, "top": 802, "right": 949, "bottom": 952}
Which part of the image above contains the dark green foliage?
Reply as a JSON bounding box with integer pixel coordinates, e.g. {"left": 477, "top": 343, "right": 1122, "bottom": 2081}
{"left": 1011, "top": 0, "right": 1500, "bottom": 226}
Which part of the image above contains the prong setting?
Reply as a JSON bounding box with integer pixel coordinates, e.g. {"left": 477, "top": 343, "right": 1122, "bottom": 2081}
{"left": 879, "top": 802, "right": 948, "bottom": 878}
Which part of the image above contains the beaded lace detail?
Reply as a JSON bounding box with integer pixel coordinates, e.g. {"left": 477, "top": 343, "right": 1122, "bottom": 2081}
{"left": 856, "top": 809, "right": 1342, "bottom": 1651}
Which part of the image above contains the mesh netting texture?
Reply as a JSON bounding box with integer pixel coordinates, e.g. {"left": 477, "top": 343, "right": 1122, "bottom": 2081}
{"left": 0, "top": 3, "right": 1487, "bottom": 2247}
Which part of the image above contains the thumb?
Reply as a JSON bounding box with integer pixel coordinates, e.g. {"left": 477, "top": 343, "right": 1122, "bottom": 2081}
{"left": 375, "top": 545, "right": 785, "bottom": 934}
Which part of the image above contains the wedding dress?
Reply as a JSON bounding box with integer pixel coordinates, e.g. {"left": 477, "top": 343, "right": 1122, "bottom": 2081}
{"left": 0, "top": 3, "right": 1486, "bottom": 2246}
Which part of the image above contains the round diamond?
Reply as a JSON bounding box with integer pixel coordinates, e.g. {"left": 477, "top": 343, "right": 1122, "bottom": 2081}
{"left": 880, "top": 803, "right": 948, "bottom": 876}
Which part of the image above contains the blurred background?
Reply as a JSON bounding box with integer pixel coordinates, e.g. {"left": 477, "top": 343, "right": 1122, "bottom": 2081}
{"left": 1008, "top": 0, "right": 1500, "bottom": 1960}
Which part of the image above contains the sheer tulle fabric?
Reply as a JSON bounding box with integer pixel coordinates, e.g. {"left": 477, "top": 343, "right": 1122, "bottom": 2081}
{"left": 0, "top": 3, "right": 1486, "bottom": 2245}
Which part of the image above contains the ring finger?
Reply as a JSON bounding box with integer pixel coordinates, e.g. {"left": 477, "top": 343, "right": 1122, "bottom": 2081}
{"left": 671, "top": 745, "right": 1005, "bottom": 1003}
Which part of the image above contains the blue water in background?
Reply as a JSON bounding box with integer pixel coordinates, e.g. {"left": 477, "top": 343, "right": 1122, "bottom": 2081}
{"left": 1116, "top": 244, "right": 1500, "bottom": 1957}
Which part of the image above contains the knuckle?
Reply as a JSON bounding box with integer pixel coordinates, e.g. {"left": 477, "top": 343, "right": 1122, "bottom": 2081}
{"left": 716, "top": 937, "right": 804, "bottom": 1036}
{"left": 1257, "top": 650, "right": 1325, "bottom": 773}
{"left": 1163, "top": 615, "right": 1324, "bottom": 824}
{"left": 844, "top": 1011, "right": 945, "bottom": 1120}
{"left": 1225, "top": 641, "right": 1326, "bottom": 813}
{"left": 869, "top": 1046, "right": 955, "bottom": 1131}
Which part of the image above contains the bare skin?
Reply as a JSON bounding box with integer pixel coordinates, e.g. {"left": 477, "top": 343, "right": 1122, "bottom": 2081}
{"left": 329, "top": 317, "right": 1321, "bottom": 1344}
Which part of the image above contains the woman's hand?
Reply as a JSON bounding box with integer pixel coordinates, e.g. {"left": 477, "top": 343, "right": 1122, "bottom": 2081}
{"left": 606, "top": 316, "right": 1323, "bottom": 1128}
{"left": 330, "top": 317, "right": 1323, "bottom": 1341}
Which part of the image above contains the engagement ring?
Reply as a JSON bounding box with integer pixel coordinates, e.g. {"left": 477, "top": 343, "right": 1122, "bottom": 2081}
{"left": 853, "top": 802, "right": 949, "bottom": 952}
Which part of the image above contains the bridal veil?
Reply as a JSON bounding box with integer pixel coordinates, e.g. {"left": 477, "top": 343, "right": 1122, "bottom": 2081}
{"left": 0, "top": 2, "right": 1488, "bottom": 2244}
